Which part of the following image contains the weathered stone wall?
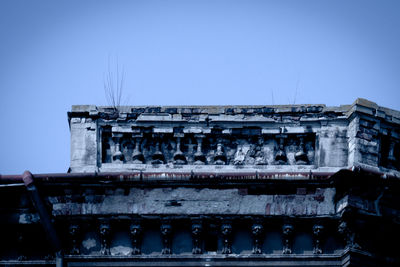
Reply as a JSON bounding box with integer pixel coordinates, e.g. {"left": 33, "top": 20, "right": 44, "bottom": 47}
{"left": 50, "top": 187, "right": 335, "bottom": 217}
{"left": 69, "top": 105, "right": 98, "bottom": 172}
{"left": 68, "top": 99, "right": 400, "bottom": 175}
{"left": 346, "top": 99, "right": 400, "bottom": 172}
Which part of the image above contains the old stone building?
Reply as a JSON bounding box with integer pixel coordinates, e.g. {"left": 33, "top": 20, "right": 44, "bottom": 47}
{"left": 0, "top": 98, "right": 399, "bottom": 266}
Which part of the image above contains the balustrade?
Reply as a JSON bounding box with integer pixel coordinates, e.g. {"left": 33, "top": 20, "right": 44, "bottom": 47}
{"left": 101, "top": 128, "right": 316, "bottom": 166}
{"left": 61, "top": 218, "right": 341, "bottom": 256}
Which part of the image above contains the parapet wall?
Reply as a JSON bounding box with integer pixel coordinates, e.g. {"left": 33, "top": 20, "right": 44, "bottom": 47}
{"left": 68, "top": 99, "right": 400, "bottom": 176}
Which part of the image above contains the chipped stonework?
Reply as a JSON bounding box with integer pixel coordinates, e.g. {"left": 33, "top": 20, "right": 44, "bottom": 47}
{"left": 68, "top": 99, "right": 400, "bottom": 175}
{"left": 52, "top": 187, "right": 336, "bottom": 217}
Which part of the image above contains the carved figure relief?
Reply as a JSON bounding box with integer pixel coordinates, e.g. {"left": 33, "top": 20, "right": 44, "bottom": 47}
{"left": 275, "top": 137, "right": 287, "bottom": 165}
{"left": 214, "top": 140, "right": 227, "bottom": 165}
{"left": 295, "top": 136, "right": 309, "bottom": 164}
{"left": 233, "top": 146, "right": 246, "bottom": 165}
{"left": 249, "top": 137, "right": 266, "bottom": 165}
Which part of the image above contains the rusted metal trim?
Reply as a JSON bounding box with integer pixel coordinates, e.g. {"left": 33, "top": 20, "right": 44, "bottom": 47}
{"left": 1, "top": 166, "right": 397, "bottom": 185}
{"left": 1, "top": 171, "right": 332, "bottom": 183}
{"left": 22, "top": 171, "right": 64, "bottom": 266}
{"left": 0, "top": 171, "right": 333, "bottom": 185}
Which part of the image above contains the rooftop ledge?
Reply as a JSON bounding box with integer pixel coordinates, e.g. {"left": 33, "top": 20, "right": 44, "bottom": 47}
{"left": 69, "top": 98, "right": 400, "bottom": 125}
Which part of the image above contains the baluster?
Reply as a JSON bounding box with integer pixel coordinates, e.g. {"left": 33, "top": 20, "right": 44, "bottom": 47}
{"left": 221, "top": 223, "right": 232, "bottom": 254}
{"left": 130, "top": 220, "right": 142, "bottom": 255}
{"left": 132, "top": 135, "right": 145, "bottom": 163}
{"left": 194, "top": 135, "right": 206, "bottom": 165}
{"left": 191, "top": 220, "right": 203, "bottom": 254}
{"left": 17, "top": 230, "right": 27, "bottom": 261}
{"left": 252, "top": 222, "right": 264, "bottom": 254}
{"left": 112, "top": 133, "right": 124, "bottom": 163}
{"left": 151, "top": 135, "right": 165, "bottom": 164}
{"left": 312, "top": 224, "right": 324, "bottom": 254}
{"left": 99, "top": 221, "right": 111, "bottom": 255}
{"left": 173, "top": 135, "right": 187, "bottom": 164}
{"left": 282, "top": 224, "right": 294, "bottom": 254}
{"left": 69, "top": 224, "right": 81, "bottom": 255}
{"left": 161, "top": 222, "right": 172, "bottom": 254}
{"left": 295, "top": 136, "right": 309, "bottom": 164}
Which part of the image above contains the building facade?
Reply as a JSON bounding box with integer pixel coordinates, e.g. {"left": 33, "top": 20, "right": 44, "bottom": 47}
{"left": 0, "top": 98, "right": 399, "bottom": 266}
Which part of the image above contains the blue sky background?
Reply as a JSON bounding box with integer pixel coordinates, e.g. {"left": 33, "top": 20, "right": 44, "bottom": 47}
{"left": 1, "top": 0, "right": 399, "bottom": 174}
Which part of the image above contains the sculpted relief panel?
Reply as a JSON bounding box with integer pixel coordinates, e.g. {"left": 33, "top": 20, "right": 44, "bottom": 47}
{"left": 100, "top": 127, "right": 316, "bottom": 166}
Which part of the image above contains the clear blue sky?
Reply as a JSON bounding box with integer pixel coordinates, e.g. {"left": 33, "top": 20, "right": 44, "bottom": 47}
{"left": 1, "top": 0, "right": 399, "bottom": 174}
